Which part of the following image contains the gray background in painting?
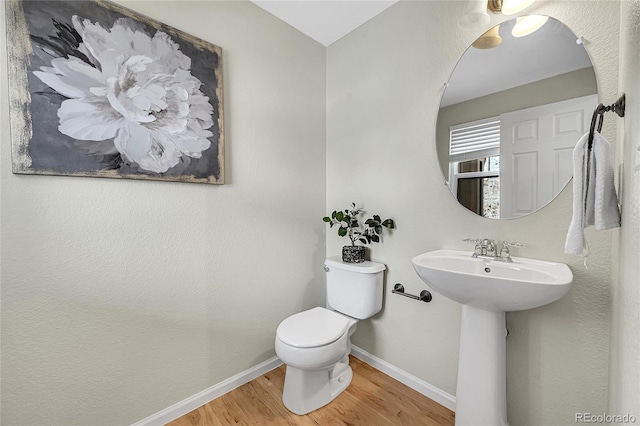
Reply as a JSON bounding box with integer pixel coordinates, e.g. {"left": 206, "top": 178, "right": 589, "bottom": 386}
{"left": 21, "top": 0, "right": 222, "bottom": 180}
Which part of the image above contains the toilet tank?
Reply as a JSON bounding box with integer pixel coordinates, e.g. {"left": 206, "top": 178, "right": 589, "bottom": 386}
{"left": 324, "top": 256, "right": 385, "bottom": 320}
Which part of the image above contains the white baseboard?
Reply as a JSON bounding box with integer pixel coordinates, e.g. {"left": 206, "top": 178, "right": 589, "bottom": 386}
{"left": 131, "top": 356, "right": 284, "bottom": 426}
{"left": 132, "top": 346, "right": 455, "bottom": 425}
{"left": 350, "top": 345, "right": 457, "bottom": 412}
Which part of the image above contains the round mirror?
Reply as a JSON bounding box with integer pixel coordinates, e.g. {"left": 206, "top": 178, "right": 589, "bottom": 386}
{"left": 437, "top": 16, "right": 597, "bottom": 219}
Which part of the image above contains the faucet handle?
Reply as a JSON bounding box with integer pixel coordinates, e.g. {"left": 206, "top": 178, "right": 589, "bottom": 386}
{"left": 501, "top": 241, "right": 525, "bottom": 248}
{"left": 462, "top": 238, "right": 482, "bottom": 243}
{"left": 499, "top": 241, "right": 524, "bottom": 262}
{"left": 463, "top": 238, "right": 483, "bottom": 256}
{"left": 463, "top": 238, "right": 483, "bottom": 248}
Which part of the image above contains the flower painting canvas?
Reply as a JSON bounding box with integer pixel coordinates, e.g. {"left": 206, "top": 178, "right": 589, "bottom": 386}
{"left": 6, "top": 0, "right": 224, "bottom": 184}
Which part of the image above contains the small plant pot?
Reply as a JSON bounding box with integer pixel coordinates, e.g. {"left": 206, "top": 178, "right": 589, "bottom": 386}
{"left": 342, "top": 245, "right": 366, "bottom": 263}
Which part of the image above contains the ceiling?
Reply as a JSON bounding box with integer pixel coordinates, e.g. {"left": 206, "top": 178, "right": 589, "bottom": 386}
{"left": 250, "top": 0, "right": 399, "bottom": 46}
{"left": 441, "top": 16, "right": 593, "bottom": 107}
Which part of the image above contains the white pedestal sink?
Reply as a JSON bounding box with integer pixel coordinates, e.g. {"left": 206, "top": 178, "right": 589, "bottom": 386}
{"left": 412, "top": 249, "right": 573, "bottom": 426}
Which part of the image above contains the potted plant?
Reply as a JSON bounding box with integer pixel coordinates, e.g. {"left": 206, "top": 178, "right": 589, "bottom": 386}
{"left": 323, "top": 203, "right": 395, "bottom": 263}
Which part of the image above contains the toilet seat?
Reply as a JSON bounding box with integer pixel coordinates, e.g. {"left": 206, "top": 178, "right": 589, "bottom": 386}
{"left": 277, "top": 307, "right": 349, "bottom": 348}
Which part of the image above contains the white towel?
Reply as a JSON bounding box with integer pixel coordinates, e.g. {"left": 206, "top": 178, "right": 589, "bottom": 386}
{"left": 565, "top": 131, "right": 621, "bottom": 255}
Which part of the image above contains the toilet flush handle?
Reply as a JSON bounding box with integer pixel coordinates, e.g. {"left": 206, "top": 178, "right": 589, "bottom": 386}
{"left": 324, "top": 266, "right": 330, "bottom": 272}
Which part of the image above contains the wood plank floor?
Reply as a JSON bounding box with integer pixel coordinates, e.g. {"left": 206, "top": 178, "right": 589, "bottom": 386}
{"left": 168, "top": 356, "right": 455, "bottom": 425}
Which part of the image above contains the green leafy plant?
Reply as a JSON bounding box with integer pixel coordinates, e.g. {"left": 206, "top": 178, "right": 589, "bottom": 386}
{"left": 323, "top": 203, "right": 395, "bottom": 246}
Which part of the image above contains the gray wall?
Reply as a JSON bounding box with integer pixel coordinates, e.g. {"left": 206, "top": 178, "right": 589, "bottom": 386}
{"left": 327, "top": 1, "right": 619, "bottom": 424}
{"left": 0, "top": 1, "right": 326, "bottom": 424}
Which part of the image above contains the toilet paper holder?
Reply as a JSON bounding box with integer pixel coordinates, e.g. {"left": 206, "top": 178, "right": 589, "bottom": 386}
{"left": 392, "top": 283, "right": 432, "bottom": 303}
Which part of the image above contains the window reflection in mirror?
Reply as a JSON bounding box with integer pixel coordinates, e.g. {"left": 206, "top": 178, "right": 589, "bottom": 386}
{"left": 453, "top": 157, "right": 500, "bottom": 218}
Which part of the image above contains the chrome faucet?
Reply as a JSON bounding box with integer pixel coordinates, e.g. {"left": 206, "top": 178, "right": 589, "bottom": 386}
{"left": 480, "top": 239, "right": 497, "bottom": 257}
{"left": 463, "top": 238, "right": 495, "bottom": 258}
{"left": 463, "top": 238, "right": 524, "bottom": 262}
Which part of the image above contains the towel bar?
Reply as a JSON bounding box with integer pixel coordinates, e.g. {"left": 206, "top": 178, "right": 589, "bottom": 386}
{"left": 392, "top": 283, "right": 432, "bottom": 303}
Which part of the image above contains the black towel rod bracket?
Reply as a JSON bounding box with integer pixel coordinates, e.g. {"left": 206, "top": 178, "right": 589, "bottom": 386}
{"left": 588, "top": 93, "right": 626, "bottom": 151}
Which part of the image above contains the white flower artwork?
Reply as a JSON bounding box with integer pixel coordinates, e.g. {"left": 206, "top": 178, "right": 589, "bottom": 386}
{"left": 6, "top": 0, "right": 224, "bottom": 184}
{"left": 34, "top": 16, "right": 215, "bottom": 174}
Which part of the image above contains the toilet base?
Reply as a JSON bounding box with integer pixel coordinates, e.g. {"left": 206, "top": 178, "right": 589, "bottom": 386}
{"left": 282, "top": 358, "right": 353, "bottom": 415}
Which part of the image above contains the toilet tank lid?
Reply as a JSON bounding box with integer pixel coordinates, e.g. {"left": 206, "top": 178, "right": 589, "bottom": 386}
{"left": 277, "top": 307, "right": 349, "bottom": 348}
{"left": 325, "top": 256, "right": 386, "bottom": 273}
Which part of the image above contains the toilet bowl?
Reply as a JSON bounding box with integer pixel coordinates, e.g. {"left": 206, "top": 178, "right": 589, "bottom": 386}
{"left": 275, "top": 257, "right": 385, "bottom": 415}
{"left": 275, "top": 307, "right": 358, "bottom": 414}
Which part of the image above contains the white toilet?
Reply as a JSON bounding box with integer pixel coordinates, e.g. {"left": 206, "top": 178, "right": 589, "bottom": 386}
{"left": 275, "top": 256, "right": 385, "bottom": 415}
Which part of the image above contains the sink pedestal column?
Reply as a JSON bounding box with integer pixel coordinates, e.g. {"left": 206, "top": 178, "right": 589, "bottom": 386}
{"left": 455, "top": 304, "right": 508, "bottom": 426}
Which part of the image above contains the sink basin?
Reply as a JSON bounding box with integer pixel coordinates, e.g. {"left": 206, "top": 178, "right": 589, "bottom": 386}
{"left": 411, "top": 249, "right": 573, "bottom": 312}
